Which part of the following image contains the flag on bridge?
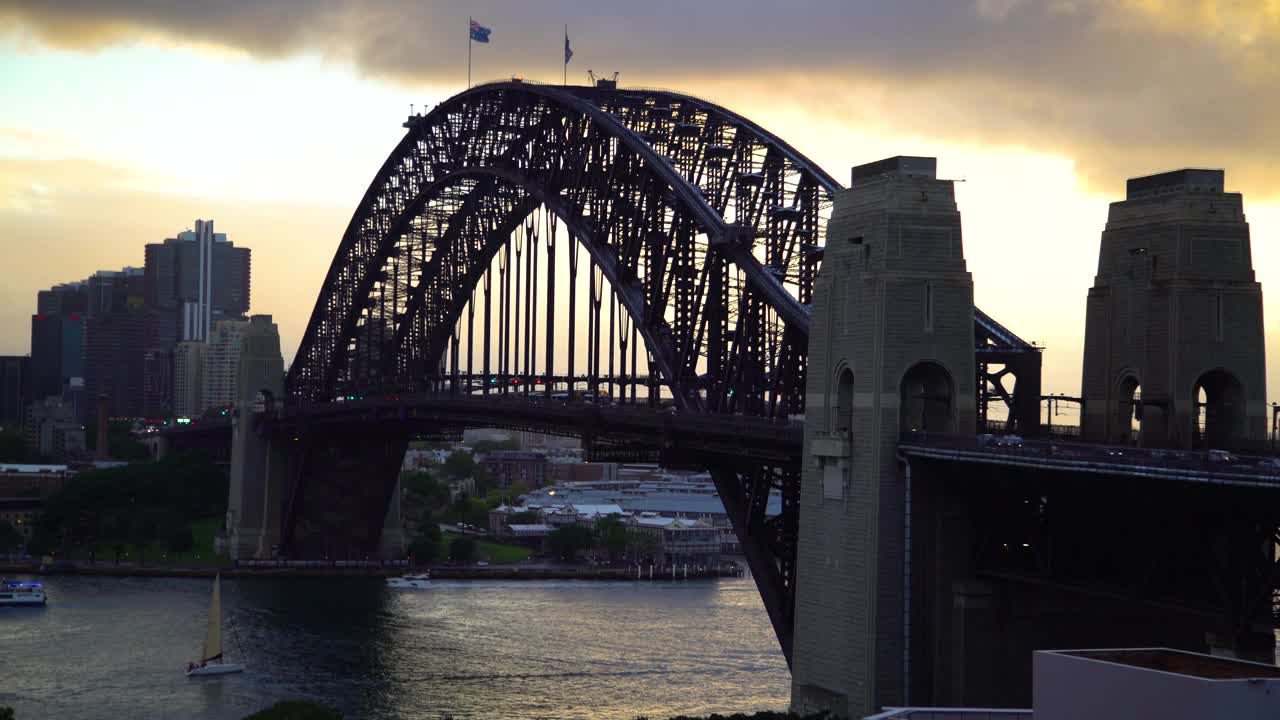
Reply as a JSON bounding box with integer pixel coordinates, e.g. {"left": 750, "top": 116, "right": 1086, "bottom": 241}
{"left": 467, "top": 17, "right": 491, "bottom": 89}
{"left": 563, "top": 25, "right": 573, "bottom": 84}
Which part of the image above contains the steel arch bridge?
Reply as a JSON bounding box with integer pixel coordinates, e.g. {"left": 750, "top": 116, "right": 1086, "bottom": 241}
{"left": 283, "top": 80, "right": 1039, "bottom": 665}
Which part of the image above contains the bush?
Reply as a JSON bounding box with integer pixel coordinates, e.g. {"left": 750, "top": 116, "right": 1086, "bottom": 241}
{"left": 167, "top": 525, "right": 195, "bottom": 553}
{"left": 449, "top": 535, "right": 478, "bottom": 563}
{"left": 242, "top": 700, "right": 343, "bottom": 720}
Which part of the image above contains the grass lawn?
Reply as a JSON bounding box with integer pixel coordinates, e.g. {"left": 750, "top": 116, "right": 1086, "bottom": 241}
{"left": 438, "top": 533, "right": 531, "bottom": 564}
{"left": 80, "top": 516, "right": 231, "bottom": 567}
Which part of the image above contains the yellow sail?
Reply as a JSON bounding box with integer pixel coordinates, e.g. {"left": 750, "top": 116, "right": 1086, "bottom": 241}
{"left": 201, "top": 574, "right": 223, "bottom": 662}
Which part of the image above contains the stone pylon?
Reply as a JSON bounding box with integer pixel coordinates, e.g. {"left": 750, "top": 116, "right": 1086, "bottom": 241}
{"left": 226, "top": 314, "right": 289, "bottom": 559}
{"left": 791, "top": 157, "right": 976, "bottom": 717}
{"left": 1082, "top": 169, "right": 1266, "bottom": 450}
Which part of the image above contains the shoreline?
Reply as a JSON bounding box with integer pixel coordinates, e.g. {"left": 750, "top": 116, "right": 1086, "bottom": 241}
{"left": 0, "top": 562, "right": 743, "bottom": 581}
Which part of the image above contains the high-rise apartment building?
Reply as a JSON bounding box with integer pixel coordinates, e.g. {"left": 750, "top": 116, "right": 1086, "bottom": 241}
{"left": 173, "top": 341, "right": 207, "bottom": 419}
{"left": 84, "top": 310, "right": 148, "bottom": 419}
{"left": 144, "top": 219, "right": 251, "bottom": 344}
{"left": 0, "top": 356, "right": 30, "bottom": 430}
{"left": 29, "top": 311, "right": 84, "bottom": 402}
{"left": 37, "top": 282, "right": 88, "bottom": 316}
{"left": 202, "top": 318, "right": 250, "bottom": 412}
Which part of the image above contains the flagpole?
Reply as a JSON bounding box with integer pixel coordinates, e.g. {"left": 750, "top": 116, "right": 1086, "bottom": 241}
{"left": 563, "top": 24, "right": 568, "bottom": 85}
{"left": 467, "top": 16, "right": 473, "bottom": 88}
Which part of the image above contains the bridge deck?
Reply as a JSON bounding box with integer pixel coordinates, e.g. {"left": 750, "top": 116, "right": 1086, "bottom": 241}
{"left": 900, "top": 434, "right": 1280, "bottom": 489}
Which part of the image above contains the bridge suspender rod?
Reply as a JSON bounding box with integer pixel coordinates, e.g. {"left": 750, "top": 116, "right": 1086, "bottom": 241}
{"left": 482, "top": 265, "right": 491, "bottom": 395}
{"left": 509, "top": 226, "right": 519, "bottom": 392}
{"left": 608, "top": 285, "right": 616, "bottom": 401}
{"left": 466, "top": 292, "right": 475, "bottom": 392}
{"left": 525, "top": 215, "right": 535, "bottom": 396}
{"left": 568, "top": 234, "right": 578, "bottom": 396}
{"left": 545, "top": 212, "right": 557, "bottom": 398}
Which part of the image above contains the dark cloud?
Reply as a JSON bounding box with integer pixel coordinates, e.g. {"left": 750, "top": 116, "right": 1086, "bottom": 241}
{"left": 4, "top": 1, "right": 1280, "bottom": 193}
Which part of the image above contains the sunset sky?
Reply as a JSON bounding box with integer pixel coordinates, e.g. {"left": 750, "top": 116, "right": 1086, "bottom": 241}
{"left": 3, "top": 0, "right": 1279, "bottom": 401}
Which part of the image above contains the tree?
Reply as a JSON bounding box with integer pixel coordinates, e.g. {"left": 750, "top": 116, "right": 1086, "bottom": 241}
{"left": 449, "top": 535, "right": 478, "bottom": 564}
{"left": 167, "top": 524, "right": 195, "bottom": 554}
{"left": 595, "top": 513, "right": 629, "bottom": 563}
{"left": 0, "top": 429, "right": 29, "bottom": 462}
{"left": 0, "top": 519, "right": 22, "bottom": 554}
{"left": 443, "top": 449, "right": 479, "bottom": 479}
{"left": 0, "top": 705, "right": 14, "bottom": 720}
{"left": 547, "top": 524, "right": 595, "bottom": 561}
{"left": 629, "top": 531, "right": 660, "bottom": 562}
{"left": 408, "top": 518, "right": 442, "bottom": 564}
{"left": 507, "top": 510, "right": 541, "bottom": 525}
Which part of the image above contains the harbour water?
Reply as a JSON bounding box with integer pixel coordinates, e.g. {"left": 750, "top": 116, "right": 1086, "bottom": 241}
{"left": 0, "top": 574, "right": 790, "bottom": 719}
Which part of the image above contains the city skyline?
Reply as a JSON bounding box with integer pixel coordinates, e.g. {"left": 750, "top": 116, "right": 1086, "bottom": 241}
{"left": 4, "top": 1, "right": 1280, "bottom": 400}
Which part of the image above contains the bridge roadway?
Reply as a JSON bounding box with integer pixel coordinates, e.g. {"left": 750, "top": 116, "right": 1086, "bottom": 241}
{"left": 900, "top": 433, "right": 1280, "bottom": 489}
{"left": 200, "top": 393, "right": 802, "bottom": 467}
{"left": 169, "top": 400, "right": 1280, "bottom": 490}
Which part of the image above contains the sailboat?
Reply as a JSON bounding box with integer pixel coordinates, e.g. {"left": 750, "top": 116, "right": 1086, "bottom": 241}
{"left": 185, "top": 574, "right": 244, "bottom": 677}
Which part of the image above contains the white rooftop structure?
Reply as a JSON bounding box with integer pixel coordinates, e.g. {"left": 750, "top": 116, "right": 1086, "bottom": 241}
{"left": 0, "top": 464, "right": 69, "bottom": 473}
{"left": 865, "top": 647, "right": 1280, "bottom": 720}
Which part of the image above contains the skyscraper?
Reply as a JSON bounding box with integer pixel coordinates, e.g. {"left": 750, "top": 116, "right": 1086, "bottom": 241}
{"left": 173, "top": 341, "right": 207, "bottom": 419}
{"left": 80, "top": 267, "right": 150, "bottom": 419}
{"left": 0, "top": 356, "right": 30, "bottom": 430}
{"left": 29, "top": 311, "right": 84, "bottom": 402}
{"left": 144, "top": 219, "right": 251, "bottom": 344}
{"left": 202, "top": 318, "right": 251, "bottom": 413}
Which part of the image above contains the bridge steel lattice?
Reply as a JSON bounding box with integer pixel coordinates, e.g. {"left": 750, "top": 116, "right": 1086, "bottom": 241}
{"left": 284, "top": 81, "right": 1039, "bottom": 665}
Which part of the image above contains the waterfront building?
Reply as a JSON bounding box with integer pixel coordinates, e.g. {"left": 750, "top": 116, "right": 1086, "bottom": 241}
{"left": 0, "top": 463, "right": 69, "bottom": 498}
{"left": 144, "top": 219, "right": 251, "bottom": 344}
{"left": 0, "top": 356, "right": 30, "bottom": 430}
{"left": 172, "top": 341, "right": 207, "bottom": 419}
{"left": 202, "top": 318, "right": 251, "bottom": 413}
{"left": 625, "top": 513, "right": 721, "bottom": 566}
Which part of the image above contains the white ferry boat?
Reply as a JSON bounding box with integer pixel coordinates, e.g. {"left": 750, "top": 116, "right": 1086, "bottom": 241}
{"left": 0, "top": 579, "right": 47, "bottom": 607}
{"left": 386, "top": 572, "right": 431, "bottom": 589}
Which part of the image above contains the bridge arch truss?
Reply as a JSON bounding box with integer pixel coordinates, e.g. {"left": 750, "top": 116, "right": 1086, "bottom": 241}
{"left": 285, "top": 81, "right": 1040, "bottom": 664}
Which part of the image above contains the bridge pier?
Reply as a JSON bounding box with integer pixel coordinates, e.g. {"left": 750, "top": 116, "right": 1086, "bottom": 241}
{"left": 792, "top": 156, "right": 976, "bottom": 718}
{"left": 226, "top": 315, "right": 289, "bottom": 560}
{"left": 280, "top": 427, "right": 408, "bottom": 560}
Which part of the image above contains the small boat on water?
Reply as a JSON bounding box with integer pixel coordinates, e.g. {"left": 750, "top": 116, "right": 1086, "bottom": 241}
{"left": 185, "top": 574, "right": 244, "bottom": 677}
{"left": 386, "top": 572, "right": 431, "bottom": 589}
{"left": 0, "top": 579, "right": 46, "bottom": 607}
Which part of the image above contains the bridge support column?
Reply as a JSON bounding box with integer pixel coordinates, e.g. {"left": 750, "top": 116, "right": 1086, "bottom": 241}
{"left": 379, "top": 477, "right": 406, "bottom": 557}
{"left": 792, "top": 157, "right": 976, "bottom": 718}
{"left": 227, "top": 315, "right": 287, "bottom": 560}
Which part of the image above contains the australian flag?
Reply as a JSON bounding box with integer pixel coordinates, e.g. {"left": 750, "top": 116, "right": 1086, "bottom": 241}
{"left": 469, "top": 18, "right": 491, "bottom": 43}
{"left": 564, "top": 30, "right": 573, "bottom": 64}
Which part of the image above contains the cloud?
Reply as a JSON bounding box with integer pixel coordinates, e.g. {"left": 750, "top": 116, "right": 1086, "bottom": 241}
{"left": 4, "top": 1, "right": 1280, "bottom": 195}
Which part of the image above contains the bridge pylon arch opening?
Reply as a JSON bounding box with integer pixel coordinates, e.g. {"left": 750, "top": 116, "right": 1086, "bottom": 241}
{"left": 1113, "top": 374, "right": 1142, "bottom": 445}
{"left": 900, "top": 361, "right": 955, "bottom": 435}
{"left": 1193, "top": 369, "right": 1246, "bottom": 450}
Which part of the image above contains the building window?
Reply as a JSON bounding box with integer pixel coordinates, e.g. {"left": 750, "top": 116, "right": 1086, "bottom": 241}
{"left": 924, "top": 281, "right": 934, "bottom": 332}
